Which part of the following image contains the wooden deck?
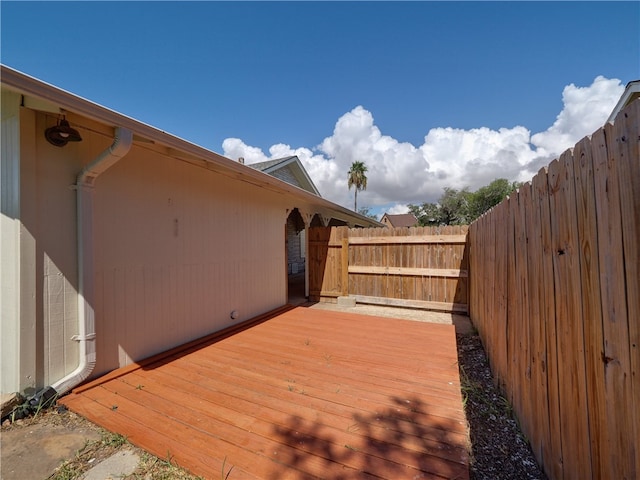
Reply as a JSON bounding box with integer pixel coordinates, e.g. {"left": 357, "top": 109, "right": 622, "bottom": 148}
{"left": 60, "top": 306, "right": 469, "bottom": 479}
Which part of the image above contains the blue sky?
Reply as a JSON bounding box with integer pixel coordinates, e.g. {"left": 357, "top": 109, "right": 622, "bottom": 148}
{"left": 2, "top": 1, "right": 638, "bottom": 216}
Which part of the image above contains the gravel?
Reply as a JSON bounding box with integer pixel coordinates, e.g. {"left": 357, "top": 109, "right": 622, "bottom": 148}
{"left": 456, "top": 332, "right": 548, "bottom": 480}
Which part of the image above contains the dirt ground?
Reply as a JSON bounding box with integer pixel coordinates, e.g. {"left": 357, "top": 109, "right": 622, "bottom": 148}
{"left": 1, "top": 407, "right": 202, "bottom": 480}
{"left": 1, "top": 305, "right": 547, "bottom": 480}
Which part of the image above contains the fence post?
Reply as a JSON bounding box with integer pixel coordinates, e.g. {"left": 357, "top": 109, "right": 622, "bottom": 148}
{"left": 341, "top": 237, "right": 349, "bottom": 296}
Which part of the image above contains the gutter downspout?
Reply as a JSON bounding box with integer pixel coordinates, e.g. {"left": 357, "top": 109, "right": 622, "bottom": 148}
{"left": 49, "top": 127, "right": 133, "bottom": 397}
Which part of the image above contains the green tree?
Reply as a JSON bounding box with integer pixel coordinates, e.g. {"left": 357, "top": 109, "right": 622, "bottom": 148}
{"left": 409, "top": 202, "right": 444, "bottom": 226}
{"left": 409, "top": 179, "right": 519, "bottom": 227}
{"left": 347, "top": 161, "right": 368, "bottom": 211}
{"left": 467, "top": 178, "right": 520, "bottom": 220}
{"left": 439, "top": 187, "right": 471, "bottom": 225}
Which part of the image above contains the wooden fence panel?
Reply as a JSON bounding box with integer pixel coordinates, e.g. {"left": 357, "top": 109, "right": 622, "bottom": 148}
{"left": 594, "top": 124, "right": 634, "bottom": 479}
{"left": 549, "top": 150, "right": 592, "bottom": 479}
{"left": 469, "top": 100, "right": 639, "bottom": 480}
{"left": 612, "top": 101, "right": 640, "bottom": 476}
{"left": 311, "top": 225, "right": 468, "bottom": 312}
{"left": 573, "top": 134, "right": 607, "bottom": 478}
{"left": 529, "top": 169, "right": 552, "bottom": 472}
{"left": 308, "top": 226, "right": 348, "bottom": 300}
{"left": 492, "top": 200, "right": 509, "bottom": 392}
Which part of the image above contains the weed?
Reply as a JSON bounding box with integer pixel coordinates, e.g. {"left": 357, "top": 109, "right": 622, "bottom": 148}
{"left": 134, "top": 451, "right": 205, "bottom": 480}
{"left": 50, "top": 462, "right": 77, "bottom": 480}
{"left": 33, "top": 392, "right": 58, "bottom": 419}
{"left": 304, "top": 338, "right": 311, "bottom": 346}
{"left": 103, "top": 431, "right": 128, "bottom": 448}
{"left": 8, "top": 389, "right": 58, "bottom": 422}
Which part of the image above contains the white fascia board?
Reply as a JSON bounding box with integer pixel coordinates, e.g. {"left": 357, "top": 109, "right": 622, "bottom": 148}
{"left": 607, "top": 80, "right": 640, "bottom": 123}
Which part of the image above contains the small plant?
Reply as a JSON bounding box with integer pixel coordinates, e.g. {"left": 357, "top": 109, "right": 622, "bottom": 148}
{"left": 7, "top": 388, "right": 58, "bottom": 422}
{"left": 135, "top": 451, "right": 205, "bottom": 479}
{"left": 103, "top": 431, "right": 128, "bottom": 448}
{"left": 136, "top": 384, "right": 144, "bottom": 390}
{"left": 50, "top": 462, "right": 78, "bottom": 480}
{"left": 304, "top": 338, "right": 311, "bottom": 346}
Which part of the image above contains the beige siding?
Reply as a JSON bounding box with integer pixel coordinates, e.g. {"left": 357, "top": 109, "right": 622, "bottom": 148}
{"left": 91, "top": 141, "right": 289, "bottom": 376}
{"left": 11, "top": 110, "right": 84, "bottom": 390}
{"left": 10, "top": 107, "right": 316, "bottom": 392}
{"left": 35, "top": 114, "right": 82, "bottom": 385}
{"left": 1, "top": 91, "right": 24, "bottom": 394}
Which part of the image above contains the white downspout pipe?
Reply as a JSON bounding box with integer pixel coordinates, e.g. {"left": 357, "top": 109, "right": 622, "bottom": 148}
{"left": 50, "top": 127, "right": 133, "bottom": 396}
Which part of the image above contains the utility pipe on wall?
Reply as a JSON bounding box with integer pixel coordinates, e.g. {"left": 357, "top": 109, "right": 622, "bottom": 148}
{"left": 49, "top": 127, "right": 133, "bottom": 396}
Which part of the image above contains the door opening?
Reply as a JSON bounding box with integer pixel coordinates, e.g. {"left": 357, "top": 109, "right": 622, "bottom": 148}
{"left": 285, "top": 208, "right": 307, "bottom": 305}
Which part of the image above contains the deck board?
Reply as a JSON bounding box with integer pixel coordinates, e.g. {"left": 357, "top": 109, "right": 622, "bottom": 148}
{"left": 60, "top": 306, "right": 469, "bottom": 479}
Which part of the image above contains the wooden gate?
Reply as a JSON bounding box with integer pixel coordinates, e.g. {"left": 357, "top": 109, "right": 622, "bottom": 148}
{"left": 309, "top": 225, "right": 468, "bottom": 313}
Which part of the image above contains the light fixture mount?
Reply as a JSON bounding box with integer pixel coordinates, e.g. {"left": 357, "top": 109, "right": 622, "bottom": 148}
{"left": 45, "top": 115, "right": 82, "bottom": 147}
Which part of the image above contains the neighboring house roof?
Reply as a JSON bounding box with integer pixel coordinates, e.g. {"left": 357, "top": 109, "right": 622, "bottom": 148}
{"left": 1, "top": 64, "right": 380, "bottom": 228}
{"left": 248, "top": 156, "right": 320, "bottom": 196}
{"left": 607, "top": 80, "right": 640, "bottom": 123}
{"left": 380, "top": 213, "right": 418, "bottom": 228}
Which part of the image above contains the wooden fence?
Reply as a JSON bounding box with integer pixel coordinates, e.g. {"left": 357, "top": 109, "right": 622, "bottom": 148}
{"left": 308, "top": 225, "right": 468, "bottom": 313}
{"left": 468, "top": 100, "right": 639, "bottom": 479}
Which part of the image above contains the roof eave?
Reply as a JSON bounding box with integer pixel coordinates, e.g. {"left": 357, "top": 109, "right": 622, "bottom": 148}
{"left": 1, "top": 64, "right": 381, "bottom": 228}
{"left": 607, "top": 80, "right": 640, "bottom": 123}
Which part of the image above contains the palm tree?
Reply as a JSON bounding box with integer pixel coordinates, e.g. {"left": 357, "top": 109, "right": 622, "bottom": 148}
{"left": 347, "top": 161, "right": 368, "bottom": 211}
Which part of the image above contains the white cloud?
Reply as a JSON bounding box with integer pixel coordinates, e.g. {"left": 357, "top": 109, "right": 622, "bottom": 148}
{"left": 531, "top": 76, "right": 623, "bottom": 156}
{"left": 221, "top": 138, "right": 269, "bottom": 164}
{"left": 387, "top": 204, "right": 410, "bottom": 215}
{"left": 222, "top": 76, "right": 624, "bottom": 212}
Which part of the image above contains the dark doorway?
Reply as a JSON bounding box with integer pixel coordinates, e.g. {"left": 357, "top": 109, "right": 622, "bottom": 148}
{"left": 285, "top": 208, "right": 307, "bottom": 305}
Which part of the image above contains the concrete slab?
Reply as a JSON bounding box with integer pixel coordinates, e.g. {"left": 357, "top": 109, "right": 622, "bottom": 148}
{"left": 81, "top": 448, "right": 139, "bottom": 480}
{"left": 336, "top": 296, "right": 356, "bottom": 307}
{"left": 306, "top": 300, "right": 475, "bottom": 334}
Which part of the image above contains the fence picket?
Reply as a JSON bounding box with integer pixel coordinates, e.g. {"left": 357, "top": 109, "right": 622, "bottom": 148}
{"left": 612, "top": 101, "right": 640, "bottom": 475}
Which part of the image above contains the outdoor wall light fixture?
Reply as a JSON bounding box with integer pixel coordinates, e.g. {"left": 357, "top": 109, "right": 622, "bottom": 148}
{"left": 45, "top": 115, "right": 82, "bottom": 147}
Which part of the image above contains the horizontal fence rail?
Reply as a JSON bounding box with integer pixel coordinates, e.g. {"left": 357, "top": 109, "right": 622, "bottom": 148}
{"left": 469, "top": 100, "right": 639, "bottom": 480}
{"left": 309, "top": 225, "right": 468, "bottom": 313}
